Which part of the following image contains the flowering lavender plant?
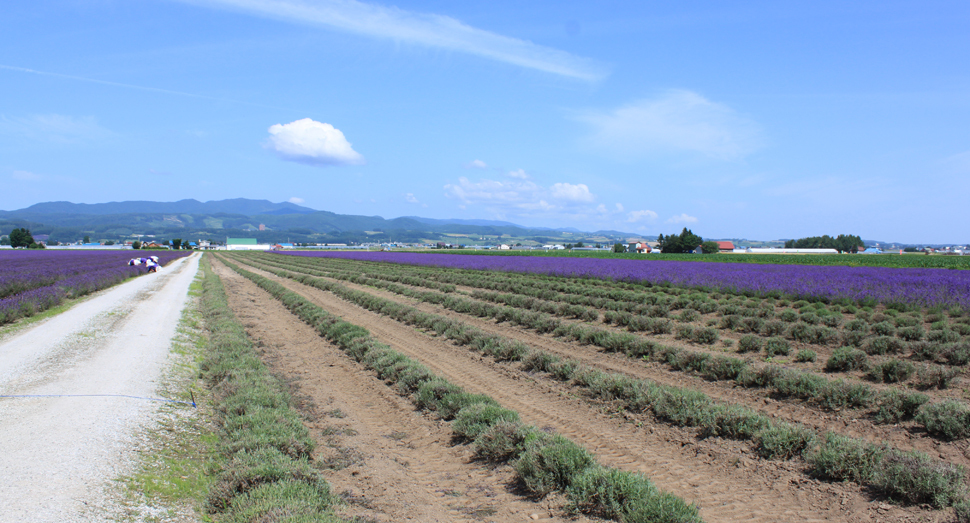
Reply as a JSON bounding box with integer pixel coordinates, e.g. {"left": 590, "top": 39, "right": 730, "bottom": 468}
{"left": 280, "top": 251, "right": 970, "bottom": 310}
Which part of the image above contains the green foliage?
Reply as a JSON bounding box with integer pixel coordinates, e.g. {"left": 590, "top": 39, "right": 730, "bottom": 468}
{"left": 825, "top": 347, "right": 868, "bottom": 372}
{"left": 872, "top": 450, "right": 967, "bottom": 508}
{"left": 873, "top": 389, "right": 929, "bottom": 424}
{"left": 657, "top": 228, "right": 703, "bottom": 254}
{"left": 794, "top": 349, "right": 817, "bottom": 362}
{"left": 700, "top": 241, "right": 720, "bottom": 254}
{"left": 515, "top": 435, "right": 596, "bottom": 497}
{"left": 754, "top": 423, "right": 815, "bottom": 460}
{"left": 784, "top": 234, "right": 862, "bottom": 253}
{"left": 9, "top": 227, "right": 35, "bottom": 248}
{"left": 451, "top": 403, "right": 520, "bottom": 440}
{"left": 807, "top": 433, "right": 886, "bottom": 483}
{"left": 915, "top": 401, "right": 970, "bottom": 440}
{"left": 866, "top": 359, "right": 916, "bottom": 383}
{"left": 566, "top": 467, "right": 702, "bottom": 523}
{"left": 764, "top": 337, "right": 790, "bottom": 357}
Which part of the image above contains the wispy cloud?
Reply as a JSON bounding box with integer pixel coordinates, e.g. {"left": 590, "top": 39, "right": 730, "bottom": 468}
{"left": 178, "top": 0, "right": 606, "bottom": 81}
{"left": 266, "top": 118, "right": 364, "bottom": 166}
{"left": 288, "top": 196, "right": 305, "bottom": 204}
{"left": 0, "top": 64, "right": 284, "bottom": 109}
{"left": 465, "top": 159, "right": 488, "bottom": 169}
{"left": 627, "top": 210, "right": 658, "bottom": 223}
{"left": 12, "top": 170, "right": 44, "bottom": 181}
{"left": 443, "top": 176, "right": 603, "bottom": 222}
{"left": 577, "top": 90, "right": 763, "bottom": 160}
{"left": 666, "top": 213, "right": 698, "bottom": 224}
{"left": 0, "top": 114, "right": 114, "bottom": 144}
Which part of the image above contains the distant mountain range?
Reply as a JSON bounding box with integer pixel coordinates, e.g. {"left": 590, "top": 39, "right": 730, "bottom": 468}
{"left": 0, "top": 198, "right": 639, "bottom": 244}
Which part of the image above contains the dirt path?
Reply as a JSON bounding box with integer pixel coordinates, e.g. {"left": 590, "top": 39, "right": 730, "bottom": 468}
{"left": 212, "top": 258, "right": 592, "bottom": 522}
{"left": 0, "top": 253, "right": 201, "bottom": 523}
{"left": 223, "top": 256, "right": 905, "bottom": 523}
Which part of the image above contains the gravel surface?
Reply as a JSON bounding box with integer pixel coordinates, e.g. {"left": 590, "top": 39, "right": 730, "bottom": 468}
{"left": 0, "top": 253, "right": 201, "bottom": 523}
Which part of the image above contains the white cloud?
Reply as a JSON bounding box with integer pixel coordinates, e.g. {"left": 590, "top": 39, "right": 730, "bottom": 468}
{"left": 0, "top": 114, "right": 113, "bottom": 144}
{"left": 12, "top": 170, "right": 43, "bottom": 181}
{"left": 507, "top": 168, "right": 529, "bottom": 179}
{"left": 577, "top": 90, "right": 763, "bottom": 160}
{"left": 266, "top": 118, "right": 364, "bottom": 166}
{"left": 615, "top": 203, "right": 624, "bottom": 212}
{"left": 288, "top": 196, "right": 305, "bottom": 204}
{"left": 180, "top": 0, "right": 606, "bottom": 81}
{"left": 627, "top": 210, "right": 658, "bottom": 223}
{"left": 666, "top": 213, "right": 698, "bottom": 224}
{"left": 466, "top": 159, "right": 488, "bottom": 169}
{"left": 405, "top": 193, "right": 420, "bottom": 204}
{"left": 550, "top": 182, "right": 594, "bottom": 202}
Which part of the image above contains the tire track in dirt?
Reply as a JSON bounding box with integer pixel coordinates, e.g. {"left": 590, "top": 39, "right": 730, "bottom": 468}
{"left": 224, "top": 256, "right": 880, "bottom": 523}
{"left": 213, "top": 259, "right": 591, "bottom": 522}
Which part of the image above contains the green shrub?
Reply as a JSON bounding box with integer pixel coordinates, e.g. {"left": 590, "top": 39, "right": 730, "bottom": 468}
{"left": 944, "top": 343, "right": 970, "bottom": 366}
{"left": 897, "top": 326, "right": 925, "bottom": 341}
{"left": 800, "top": 312, "right": 821, "bottom": 325}
{"left": 515, "top": 435, "right": 596, "bottom": 497}
{"left": 825, "top": 348, "right": 868, "bottom": 372}
{"left": 567, "top": 467, "right": 701, "bottom": 523}
{"left": 452, "top": 403, "right": 521, "bottom": 440}
{"left": 764, "top": 337, "right": 791, "bottom": 357}
{"left": 703, "top": 356, "right": 746, "bottom": 381}
{"left": 437, "top": 392, "right": 498, "bottom": 420}
{"left": 700, "top": 404, "right": 771, "bottom": 440}
{"left": 866, "top": 359, "right": 916, "bottom": 383}
{"left": 872, "top": 450, "right": 967, "bottom": 507}
{"left": 675, "top": 325, "right": 694, "bottom": 340}
{"left": 807, "top": 432, "right": 886, "bottom": 483}
{"left": 870, "top": 321, "right": 897, "bottom": 336}
{"left": 772, "top": 370, "right": 826, "bottom": 399}
{"left": 220, "top": 480, "right": 337, "bottom": 523}
{"left": 677, "top": 309, "right": 700, "bottom": 323}
{"left": 736, "top": 334, "right": 762, "bottom": 353}
{"left": 915, "top": 363, "right": 959, "bottom": 390}
{"left": 873, "top": 389, "right": 929, "bottom": 424}
{"left": 841, "top": 330, "right": 866, "bottom": 347}
{"left": 779, "top": 309, "right": 798, "bottom": 322}
{"left": 845, "top": 319, "right": 868, "bottom": 332}
{"left": 415, "top": 378, "right": 462, "bottom": 412}
{"left": 222, "top": 408, "right": 315, "bottom": 459}
{"left": 787, "top": 322, "right": 813, "bottom": 342}
{"left": 794, "top": 349, "right": 817, "bottom": 362}
{"left": 690, "top": 327, "right": 719, "bottom": 345}
{"left": 909, "top": 341, "right": 942, "bottom": 361}
{"left": 955, "top": 499, "right": 970, "bottom": 523}
{"left": 862, "top": 336, "right": 905, "bottom": 355}
{"left": 761, "top": 320, "right": 787, "bottom": 336}
{"left": 928, "top": 329, "right": 961, "bottom": 343}
{"left": 473, "top": 421, "right": 538, "bottom": 462}
{"left": 915, "top": 401, "right": 970, "bottom": 440}
{"left": 754, "top": 423, "right": 815, "bottom": 460}
{"left": 817, "top": 380, "right": 874, "bottom": 410}
{"left": 207, "top": 448, "right": 328, "bottom": 512}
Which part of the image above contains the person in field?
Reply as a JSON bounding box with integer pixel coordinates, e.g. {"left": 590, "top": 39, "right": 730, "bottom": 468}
{"left": 128, "top": 256, "right": 160, "bottom": 273}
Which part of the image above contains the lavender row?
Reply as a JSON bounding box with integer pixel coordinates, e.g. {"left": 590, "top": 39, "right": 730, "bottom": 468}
{"left": 0, "top": 250, "right": 183, "bottom": 299}
{"left": 280, "top": 252, "right": 970, "bottom": 310}
{"left": 0, "top": 251, "right": 190, "bottom": 325}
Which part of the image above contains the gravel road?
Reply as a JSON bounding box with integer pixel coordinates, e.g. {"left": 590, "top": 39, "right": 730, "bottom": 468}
{"left": 0, "top": 253, "right": 201, "bottom": 522}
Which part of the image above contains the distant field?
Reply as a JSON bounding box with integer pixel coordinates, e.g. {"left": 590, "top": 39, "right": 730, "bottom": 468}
{"left": 420, "top": 249, "right": 970, "bottom": 270}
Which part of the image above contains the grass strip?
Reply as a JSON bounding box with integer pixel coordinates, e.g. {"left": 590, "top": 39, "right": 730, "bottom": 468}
{"left": 197, "top": 255, "right": 344, "bottom": 522}
{"left": 227, "top": 253, "right": 968, "bottom": 509}
{"left": 215, "top": 254, "right": 703, "bottom": 523}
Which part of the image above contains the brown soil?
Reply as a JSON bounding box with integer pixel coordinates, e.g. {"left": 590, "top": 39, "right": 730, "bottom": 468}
{"left": 212, "top": 258, "right": 594, "bottom": 522}
{"left": 249, "top": 257, "right": 970, "bottom": 472}
{"left": 217, "top": 255, "right": 965, "bottom": 523}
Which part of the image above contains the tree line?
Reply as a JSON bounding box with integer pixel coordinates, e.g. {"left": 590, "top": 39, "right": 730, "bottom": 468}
{"left": 784, "top": 234, "right": 862, "bottom": 253}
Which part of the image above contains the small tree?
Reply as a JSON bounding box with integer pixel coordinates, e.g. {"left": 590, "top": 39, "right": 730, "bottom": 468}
{"left": 83, "top": 235, "right": 91, "bottom": 244}
{"left": 132, "top": 241, "right": 141, "bottom": 250}
{"left": 701, "top": 241, "right": 720, "bottom": 254}
{"left": 10, "top": 228, "right": 35, "bottom": 248}
{"left": 171, "top": 238, "right": 182, "bottom": 250}
{"left": 613, "top": 243, "right": 626, "bottom": 253}
{"left": 0, "top": 235, "right": 9, "bottom": 246}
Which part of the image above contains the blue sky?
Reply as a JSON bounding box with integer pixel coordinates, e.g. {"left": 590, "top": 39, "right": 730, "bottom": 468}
{"left": 1, "top": 0, "right": 968, "bottom": 243}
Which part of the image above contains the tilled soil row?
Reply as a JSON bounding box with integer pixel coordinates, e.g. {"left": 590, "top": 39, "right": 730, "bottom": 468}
{"left": 212, "top": 258, "right": 589, "bottom": 522}
{"left": 243, "top": 255, "right": 970, "bottom": 470}
{"left": 223, "top": 254, "right": 937, "bottom": 523}
{"left": 264, "top": 255, "right": 969, "bottom": 388}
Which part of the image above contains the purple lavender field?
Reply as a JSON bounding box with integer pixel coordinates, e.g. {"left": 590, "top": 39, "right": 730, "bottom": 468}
{"left": 0, "top": 250, "right": 190, "bottom": 324}
{"left": 281, "top": 251, "right": 970, "bottom": 310}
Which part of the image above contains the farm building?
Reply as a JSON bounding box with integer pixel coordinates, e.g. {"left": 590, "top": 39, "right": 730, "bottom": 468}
{"left": 627, "top": 241, "right": 652, "bottom": 253}
{"left": 226, "top": 238, "right": 271, "bottom": 251}
{"left": 715, "top": 241, "right": 735, "bottom": 252}
{"left": 733, "top": 247, "right": 839, "bottom": 254}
